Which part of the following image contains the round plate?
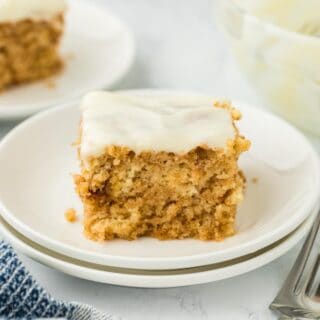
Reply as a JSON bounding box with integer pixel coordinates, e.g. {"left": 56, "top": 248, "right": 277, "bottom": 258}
{"left": 0, "top": 0, "right": 135, "bottom": 120}
{"left": 0, "top": 90, "right": 319, "bottom": 270}
{"left": 0, "top": 212, "right": 315, "bottom": 288}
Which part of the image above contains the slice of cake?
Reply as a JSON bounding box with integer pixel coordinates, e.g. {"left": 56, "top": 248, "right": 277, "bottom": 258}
{"left": 0, "top": 0, "right": 66, "bottom": 91}
{"left": 74, "top": 91, "right": 250, "bottom": 241}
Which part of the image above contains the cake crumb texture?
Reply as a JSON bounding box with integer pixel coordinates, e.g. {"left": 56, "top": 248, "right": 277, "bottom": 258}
{"left": 0, "top": 14, "right": 64, "bottom": 91}
{"left": 75, "top": 101, "right": 250, "bottom": 241}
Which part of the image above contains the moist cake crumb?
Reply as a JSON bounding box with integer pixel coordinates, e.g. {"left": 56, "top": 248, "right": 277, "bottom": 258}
{"left": 251, "top": 177, "right": 259, "bottom": 184}
{"left": 75, "top": 92, "right": 251, "bottom": 241}
{"left": 44, "top": 78, "right": 57, "bottom": 89}
{"left": 65, "top": 208, "right": 77, "bottom": 223}
{"left": 0, "top": 0, "right": 66, "bottom": 91}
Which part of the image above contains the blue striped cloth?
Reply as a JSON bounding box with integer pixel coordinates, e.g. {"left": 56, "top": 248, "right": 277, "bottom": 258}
{"left": 0, "top": 241, "right": 112, "bottom": 320}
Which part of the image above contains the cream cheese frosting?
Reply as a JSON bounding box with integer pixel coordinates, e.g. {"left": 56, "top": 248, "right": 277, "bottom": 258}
{"left": 0, "top": 0, "right": 66, "bottom": 22}
{"left": 80, "top": 91, "right": 235, "bottom": 158}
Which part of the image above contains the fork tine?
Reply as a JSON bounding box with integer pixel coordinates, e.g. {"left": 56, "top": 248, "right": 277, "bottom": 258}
{"left": 278, "top": 210, "right": 320, "bottom": 294}
{"left": 270, "top": 209, "right": 320, "bottom": 317}
{"left": 292, "top": 210, "right": 320, "bottom": 295}
{"left": 305, "top": 254, "right": 320, "bottom": 298}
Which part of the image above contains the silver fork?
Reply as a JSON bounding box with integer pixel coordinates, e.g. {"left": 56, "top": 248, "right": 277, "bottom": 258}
{"left": 270, "top": 208, "right": 320, "bottom": 319}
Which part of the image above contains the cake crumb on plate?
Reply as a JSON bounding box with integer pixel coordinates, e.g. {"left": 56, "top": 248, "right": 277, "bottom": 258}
{"left": 64, "top": 208, "right": 77, "bottom": 222}
{"left": 251, "top": 177, "right": 259, "bottom": 184}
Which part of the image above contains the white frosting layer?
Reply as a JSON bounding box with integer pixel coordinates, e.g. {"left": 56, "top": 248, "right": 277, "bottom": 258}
{"left": 80, "top": 91, "right": 235, "bottom": 158}
{"left": 0, "top": 0, "right": 66, "bottom": 22}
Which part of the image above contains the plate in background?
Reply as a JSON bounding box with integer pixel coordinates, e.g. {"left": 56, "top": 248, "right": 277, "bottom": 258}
{"left": 0, "top": 0, "right": 135, "bottom": 120}
{"left": 0, "top": 90, "right": 318, "bottom": 270}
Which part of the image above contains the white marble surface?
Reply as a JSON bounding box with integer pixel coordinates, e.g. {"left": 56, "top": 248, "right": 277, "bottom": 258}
{"left": 0, "top": 0, "right": 319, "bottom": 319}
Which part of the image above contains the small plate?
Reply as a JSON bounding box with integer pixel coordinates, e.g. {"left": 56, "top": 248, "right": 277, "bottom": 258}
{"left": 0, "top": 0, "right": 135, "bottom": 120}
{"left": 0, "top": 212, "right": 315, "bottom": 288}
{"left": 0, "top": 90, "right": 319, "bottom": 270}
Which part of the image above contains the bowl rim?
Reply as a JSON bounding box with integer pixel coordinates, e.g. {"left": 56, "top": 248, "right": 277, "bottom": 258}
{"left": 224, "top": 0, "right": 320, "bottom": 42}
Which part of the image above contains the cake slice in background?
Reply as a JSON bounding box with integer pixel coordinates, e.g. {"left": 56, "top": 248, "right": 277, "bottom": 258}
{"left": 0, "top": 0, "right": 66, "bottom": 91}
{"left": 74, "top": 92, "right": 251, "bottom": 241}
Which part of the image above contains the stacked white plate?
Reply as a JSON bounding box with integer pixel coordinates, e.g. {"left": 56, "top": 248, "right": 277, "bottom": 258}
{"left": 0, "top": 90, "right": 319, "bottom": 288}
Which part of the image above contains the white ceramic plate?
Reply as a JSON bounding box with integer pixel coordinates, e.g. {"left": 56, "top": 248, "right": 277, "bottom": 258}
{"left": 0, "top": 212, "right": 315, "bottom": 288}
{"left": 0, "top": 0, "right": 135, "bottom": 120}
{"left": 0, "top": 90, "right": 319, "bottom": 270}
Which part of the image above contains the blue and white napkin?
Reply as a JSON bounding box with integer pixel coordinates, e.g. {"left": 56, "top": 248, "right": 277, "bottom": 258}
{"left": 0, "top": 241, "right": 112, "bottom": 320}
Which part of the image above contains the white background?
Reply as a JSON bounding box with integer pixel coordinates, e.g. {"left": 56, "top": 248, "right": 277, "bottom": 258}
{"left": 1, "top": 1, "right": 319, "bottom": 319}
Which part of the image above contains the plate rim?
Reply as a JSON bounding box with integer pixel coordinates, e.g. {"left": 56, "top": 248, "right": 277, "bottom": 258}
{"left": 0, "top": 212, "right": 315, "bottom": 288}
{"left": 0, "top": 0, "right": 136, "bottom": 120}
{"left": 0, "top": 89, "right": 319, "bottom": 270}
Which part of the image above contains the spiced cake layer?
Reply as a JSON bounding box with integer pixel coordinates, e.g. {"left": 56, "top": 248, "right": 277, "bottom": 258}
{"left": 0, "top": 0, "right": 66, "bottom": 91}
{"left": 75, "top": 92, "right": 250, "bottom": 241}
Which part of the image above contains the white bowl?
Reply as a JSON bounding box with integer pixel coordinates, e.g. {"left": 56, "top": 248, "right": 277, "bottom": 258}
{"left": 216, "top": 0, "right": 320, "bottom": 136}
